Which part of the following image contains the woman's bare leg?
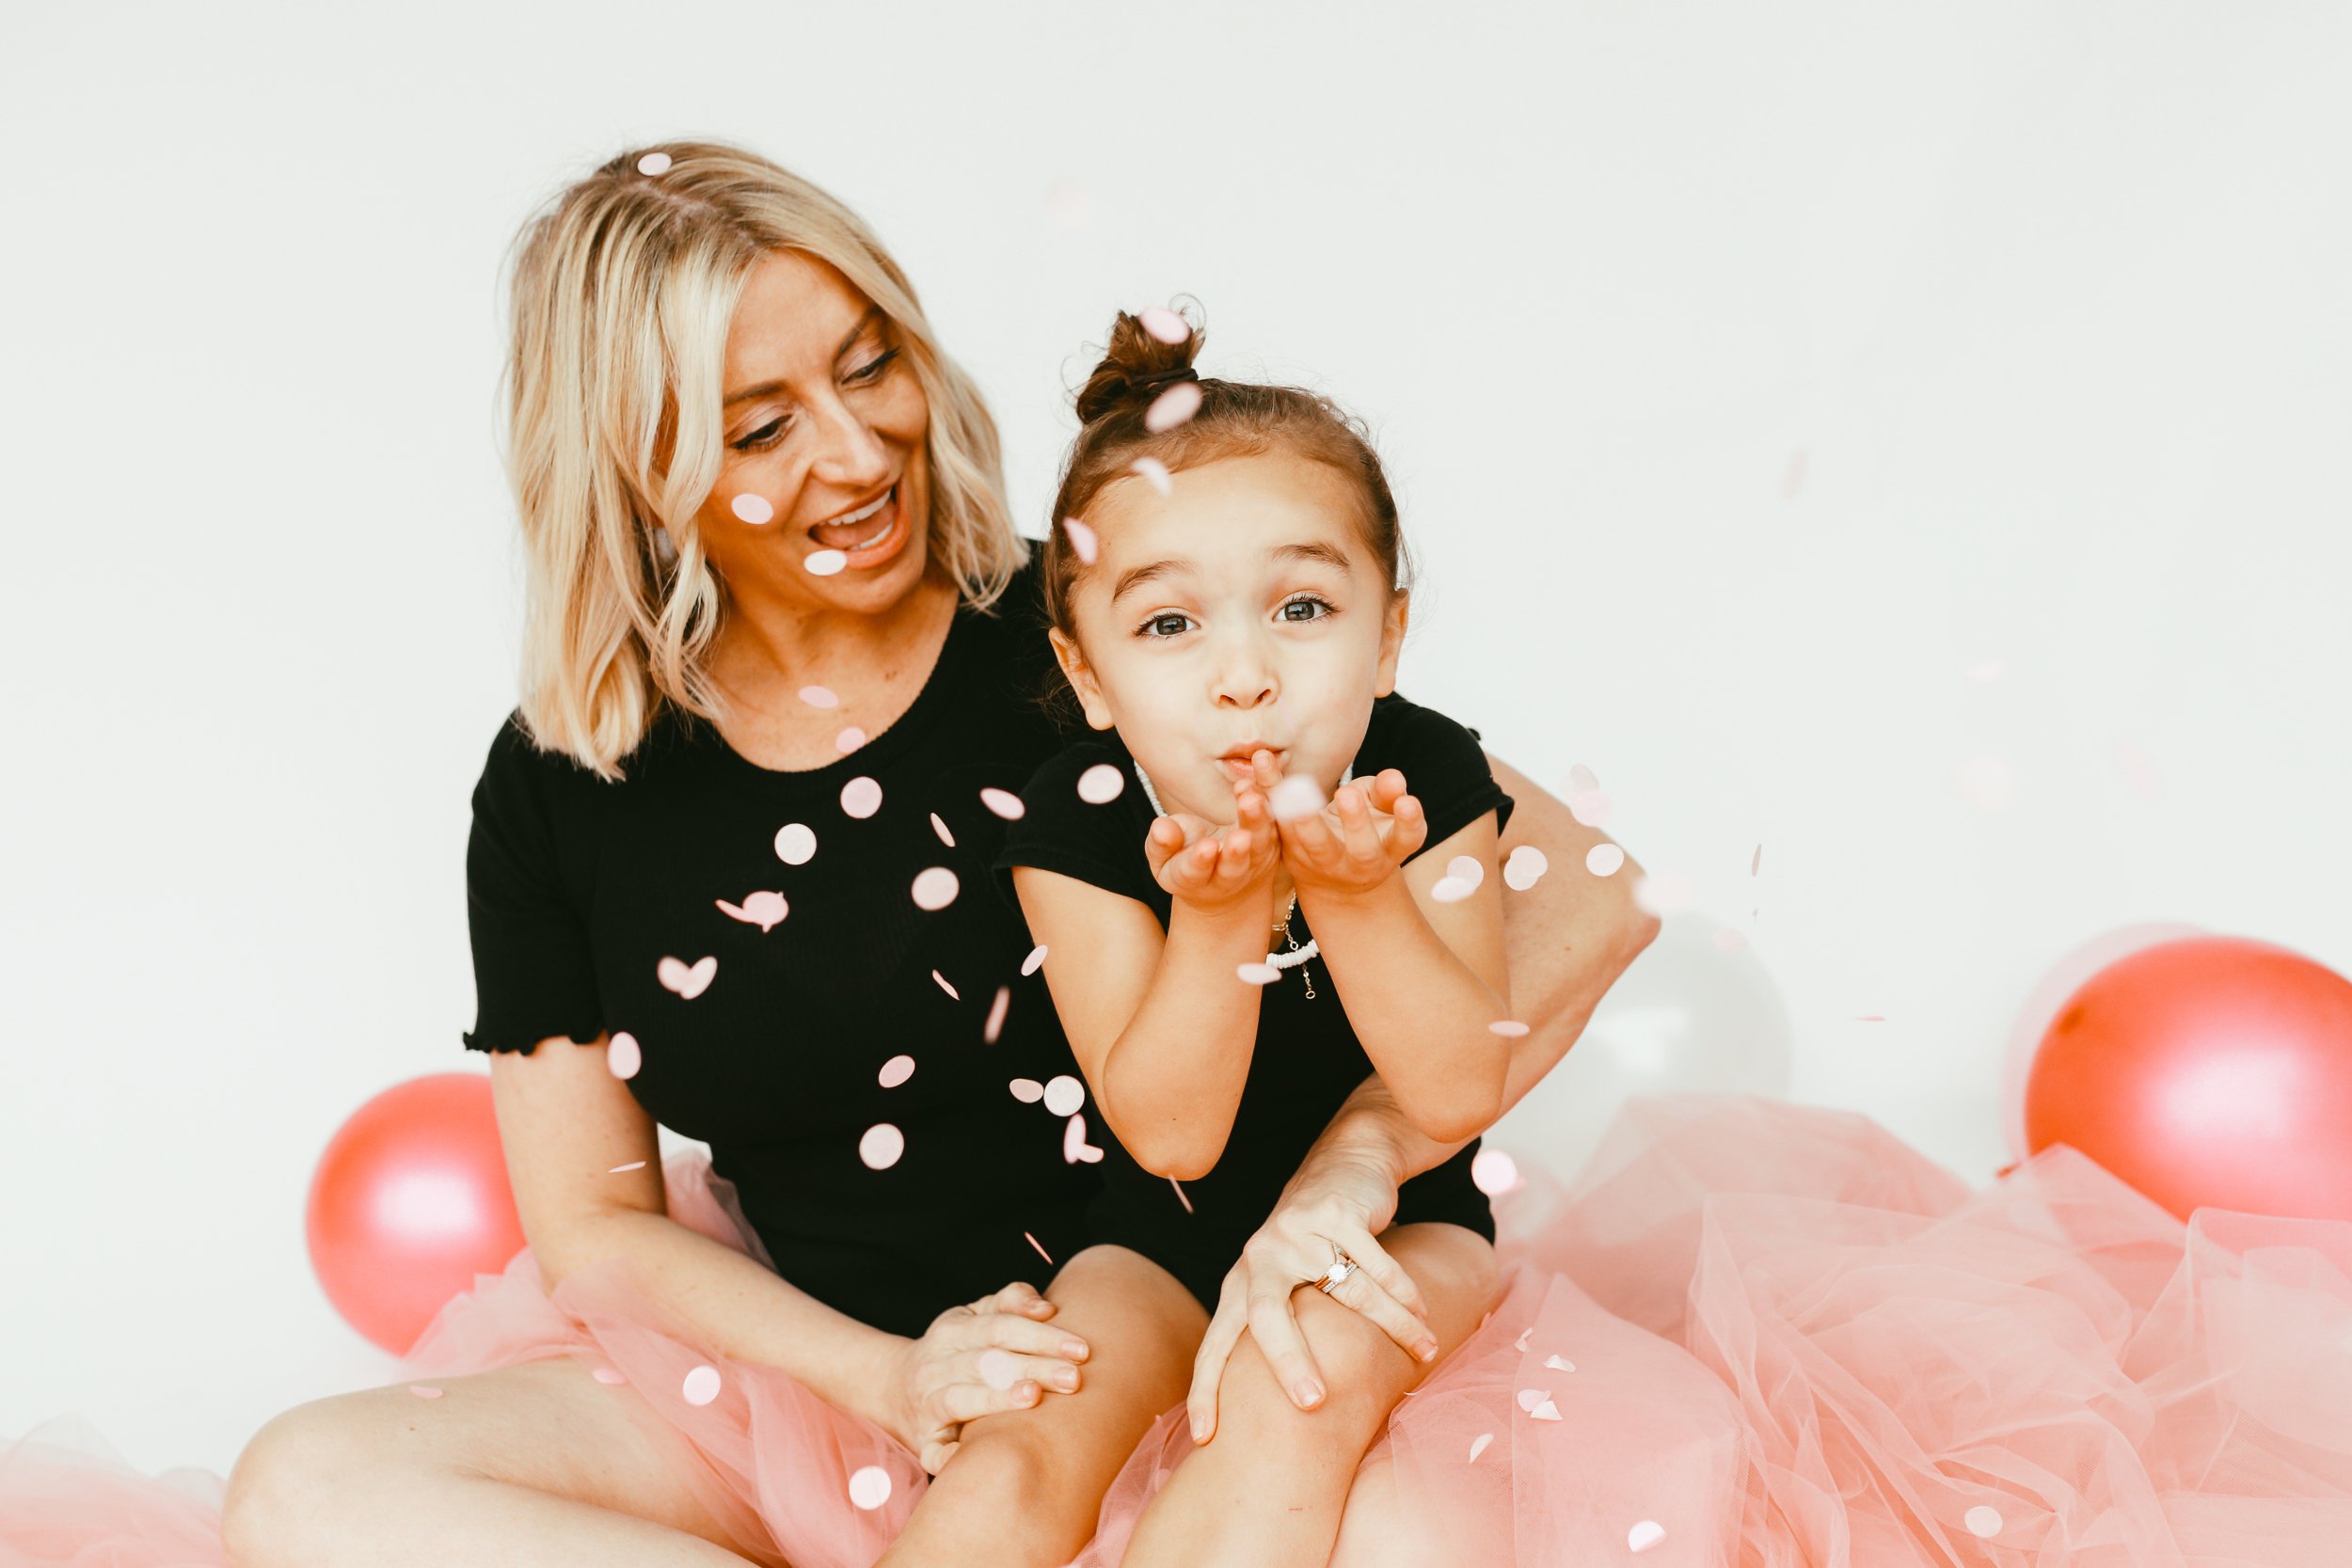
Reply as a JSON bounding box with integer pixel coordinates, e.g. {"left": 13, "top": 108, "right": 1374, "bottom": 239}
{"left": 221, "top": 1358, "right": 771, "bottom": 1568}
{"left": 1120, "top": 1223, "right": 1497, "bottom": 1568}
{"left": 877, "top": 1244, "right": 1207, "bottom": 1568}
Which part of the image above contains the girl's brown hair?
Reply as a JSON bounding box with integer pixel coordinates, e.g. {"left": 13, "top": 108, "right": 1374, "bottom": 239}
{"left": 1039, "top": 306, "right": 1415, "bottom": 641}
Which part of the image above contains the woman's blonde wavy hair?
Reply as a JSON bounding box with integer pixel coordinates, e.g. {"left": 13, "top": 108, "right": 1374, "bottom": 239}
{"left": 501, "top": 139, "right": 1025, "bottom": 780}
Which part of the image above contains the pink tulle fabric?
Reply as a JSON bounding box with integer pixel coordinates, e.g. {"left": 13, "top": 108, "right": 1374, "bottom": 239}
{"left": 7, "top": 1092, "right": 2350, "bottom": 1567}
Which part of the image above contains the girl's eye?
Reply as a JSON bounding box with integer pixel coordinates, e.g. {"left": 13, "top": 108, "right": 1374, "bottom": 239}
{"left": 1278, "top": 595, "right": 1333, "bottom": 623}
{"left": 1137, "top": 612, "right": 1197, "bottom": 640}
{"left": 847, "top": 346, "right": 900, "bottom": 384}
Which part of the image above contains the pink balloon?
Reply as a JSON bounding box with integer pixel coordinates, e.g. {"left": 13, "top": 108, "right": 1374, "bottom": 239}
{"left": 2023, "top": 934, "right": 2352, "bottom": 1222}
{"left": 305, "top": 1072, "right": 528, "bottom": 1355}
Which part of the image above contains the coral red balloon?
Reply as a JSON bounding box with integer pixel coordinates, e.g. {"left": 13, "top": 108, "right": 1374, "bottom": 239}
{"left": 305, "top": 1072, "right": 528, "bottom": 1355}
{"left": 2024, "top": 935, "right": 2352, "bottom": 1223}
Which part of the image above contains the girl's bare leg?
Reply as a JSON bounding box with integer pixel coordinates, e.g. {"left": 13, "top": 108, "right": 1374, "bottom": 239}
{"left": 877, "top": 1244, "right": 1207, "bottom": 1568}
{"left": 221, "top": 1358, "right": 771, "bottom": 1567}
{"left": 1121, "top": 1223, "right": 1498, "bottom": 1568}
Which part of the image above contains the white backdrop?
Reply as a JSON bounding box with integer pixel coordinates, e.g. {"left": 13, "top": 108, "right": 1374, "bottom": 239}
{"left": 4, "top": 0, "right": 2346, "bottom": 1480}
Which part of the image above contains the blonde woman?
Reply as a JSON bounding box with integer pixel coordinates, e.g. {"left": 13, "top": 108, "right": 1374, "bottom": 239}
{"left": 200, "top": 141, "right": 1657, "bottom": 1567}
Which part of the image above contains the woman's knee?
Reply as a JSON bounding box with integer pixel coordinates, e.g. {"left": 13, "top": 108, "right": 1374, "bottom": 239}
{"left": 221, "top": 1392, "right": 388, "bottom": 1565}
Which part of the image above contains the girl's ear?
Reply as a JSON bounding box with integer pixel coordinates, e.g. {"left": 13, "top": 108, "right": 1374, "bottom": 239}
{"left": 1371, "top": 590, "right": 1410, "bottom": 698}
{"left": 1049, "top": 627, "right": 1119, "bottom": 731}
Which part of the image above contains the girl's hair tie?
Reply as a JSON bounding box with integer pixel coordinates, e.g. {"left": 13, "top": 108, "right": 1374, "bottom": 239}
{"left": 1127, "top": 364, "right": 1200, "bottom": 396}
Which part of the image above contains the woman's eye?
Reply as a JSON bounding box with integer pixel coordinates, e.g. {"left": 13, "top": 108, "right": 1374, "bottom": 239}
{"left": 847, "top": 346, "right": 900, "bottom": 384}
{"left": 1138, "top": 612, "right": 1196, "bottom": 640}
{"left": 731, "top": 417, "right": 787, "bottom": 453}
{"left": 1279, "top": 596, "right": 1332, "bottom": 623}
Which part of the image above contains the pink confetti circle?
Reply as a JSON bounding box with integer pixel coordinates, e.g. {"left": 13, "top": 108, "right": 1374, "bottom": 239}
{"left": 682, "top": 1366, "right": 722, "bottom": 1405}
{"left": 408, "top": 1385, "right": 443, "bottom": 1400}
{"left": 805, "top": 548, "right": 849, "bottom": 577}
{"left": 774, "top": 822, "right": 818, "bottom": 864}
{"left": 1468, "top": 1432, "right": 1494, "bottom": 1464}
{"left": 1236, "top": 961, "right": 1280, "bottom": 986}
{"left": 1267, "top": 775, "right": 1325, "bottom": 821}
{"left": 1076, "top": 764, "right": 1125, "bottom": 804}
{"left": 1567, "top": 763, "right": 1599, "bottom": 793}
{"left": 834, "top": 726, "right": 867, "bottom": 753}
{"left": 1470, "top": 1148, "right": 1520, "bottom": 1196}
{"left": 1543, "top": 1354, "right": 1576, "bottom": 1371}
{"left": 1631, "top": 868, "right": 1693, "bottom": 916}
{"left": 878, "top": 1054, "right": 915, "bottom": 1088}
{"left": 1022, "top": 943, "right": 1048, "bottom": 975}
{"left": 730, "top": 492, "right": 774, "bottom": 525}
{"left": 1446, "top": 855, "right": 1485, "bottom": 888}
{"left": 1714, "top": 927, "right": 1750, "bottom": 952}
{"left": 1062, "top": 516, "right": 1098, "bottom": 564}
{"left": 608, "top": 1160, "right": 647, "bottom": 1173}
{"left": 1585, "top": 843, "right": 1626, "bottom": 877}
{"left": 636, "top": 151, "right": 673, "bottom": 177}
{"left": 1144, "top": 381, "right": 1202, "bottom": 433}
{"left": 1430, "top": 877, "right": 1476, "bottom": 904}
{"left": 1566, "top": 788, "right": 1612, "bottom": 827}
{"left": 1009, "top": 1077, "right": 1046, "bottom": 1103}
{"left": 798, "top": 684, "right": 839, "bottom": 708}
{"left": 715, "top": 891, "right": 787, "bottom": 931}
{"left": 1131, "top": 455, "right": 1174, "bottom": 496}
{"left": 1488, "top": 1019, "right": 1531, "bottom": 1037}
{"left": 1139, "top": 307, "right": 1189, "bottom": 344}
{"left": 980, "top": 787, "right": 1025, "bottom": 820}
{"left": 930, "top": 812, "right": 955, "bottom": 847}
{"left": 607, "top": 1031, "right": 642, "bottom": 1080}
{"left": 593, "top": 1367, "right": 627, "bottom": 1385}
{"left": 932, "top": 970, "right": 960, "bottom": 1000}
{"left": 1502, "top": 846, "right": 1549, "bottom": 892}
{"left": 978, "top": 1348, "right": 1020, "bottom": 1390}
{"left": 840, "top": 776, "right": 883, "bottom": 818}
{"left": 848, "top": 1465, "right": 894, "bottom": 1511}
{"left": 1963, "top": 1506, "right": 2004, "bottom": 1539}
{"left": 858, "top": 1124, "right": 905, "bottom": 1170}
{"left": 912, "top": 866, "right": 960, "bottom": 911}
{"left": 983, "top": 986, "right": 1010, "bottom": 1043}
{"left": 1628, "top": 1520, "right": 1666, "bottom": 1553}
{"left": 1041, "top": 1074, "right": 1086, "bottom": 1117}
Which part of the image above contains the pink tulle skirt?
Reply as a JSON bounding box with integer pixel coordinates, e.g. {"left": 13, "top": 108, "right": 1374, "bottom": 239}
{"left": 7, "top": 1092, "right": 2350, "bottom": 1567}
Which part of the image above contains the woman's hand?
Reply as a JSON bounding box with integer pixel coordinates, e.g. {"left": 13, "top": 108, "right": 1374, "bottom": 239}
{"left": 1144, "top": 775, "right": 1279, "bottom": 914}
{"left": 1268, "top": 757, "right": 1428, "bottom": 899}
{"left": 1184, "top": 1151, "right": 1438, "bottom": 1445}
{"left": 882, "top": 1280, "right": 1091, "bottom": 1473}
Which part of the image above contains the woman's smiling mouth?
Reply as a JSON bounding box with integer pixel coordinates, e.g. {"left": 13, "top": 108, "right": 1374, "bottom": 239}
{"left": 808, "top": 484, "right": 898, "bottom": 551}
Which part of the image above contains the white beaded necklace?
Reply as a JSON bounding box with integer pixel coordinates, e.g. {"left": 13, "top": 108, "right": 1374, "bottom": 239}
{"left": 1130, "top": 759, "right": 1353, "bottom": 997}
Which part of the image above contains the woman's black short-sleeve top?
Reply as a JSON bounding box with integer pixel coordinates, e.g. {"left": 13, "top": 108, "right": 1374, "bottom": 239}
{"left": 462, "top": 556, "right": 1102, "bottom": 1338}
{"left": 990, "top": 692, "right": 1513, "bottom": 1310}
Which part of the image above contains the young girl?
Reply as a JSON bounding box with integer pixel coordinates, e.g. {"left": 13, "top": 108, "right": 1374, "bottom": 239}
{"left": 986, "top": 309, "right": 1516, "bottom": 1566}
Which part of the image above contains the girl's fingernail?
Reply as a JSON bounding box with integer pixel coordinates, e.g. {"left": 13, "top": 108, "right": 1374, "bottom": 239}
{"left": 1416, "top": 1339, "right": 1438, "bottom": 1361}
{"left": 1062, "top": 1338, "right": 1089, "bottom": 1359}
{"left": 1190, "top": 1419, "right": 1207, "bottom": 1441}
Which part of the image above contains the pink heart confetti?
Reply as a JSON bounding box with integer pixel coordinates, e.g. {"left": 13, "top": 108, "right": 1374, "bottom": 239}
{"left": 682, "top": 1365, "right": 722, "bottom": 1405}
{"left": 983, "top": 986, "right": 1010, "bottom": 1043}
{"left": 878, "top": 1054, "right": 915, "bottom": 1088}
{"left": 859, "top": 1124, "right": 904, "bottom": 1169}
{"left": 1025, "top": 1230, "right": 1055, "bottom": 1265}
{"left": 805, "top": 549, "right": 849, "bottom": 577}
{"left": 1488, "top": 1019, "right": 1531, "bottom": 1037}
{"left": 1468, "top": 1432, "right": 1494, "bottom": 1464}
{"left": 1267, "top": 774, "right": 1326, "bottom": 821}
{"left": 1131, "top": 455, "right": 1173, "bottom": 496}
{"left": 848, "top": 1465, "right": 894, "bottom": 1511}
{"left": 840, "top": 776, "right": 883, "bottom": 818}
{"left": 1470, "top": 1148, "right": 1519, "bottom": 1196}
{"left": 1430, "top": 877, "right": 1476, "bottom": 904}
{"left": 715, "top": 891, "right": 788, "bottom": 931}
{"left": 932, "top": 970, "right": 960, "bottom": 1000}
{"left": 1009, "top": 1078, "right": 1045, "bottom": 1103}
{"left": 1628, "top": 1521, "right": 1666, "bottom": 1553}
{"left": 1075, "top": 763, "right": 1124, "bottom": 804}
{"left": 1062, "top": 1112, "right": 1104, "bottom": 1164}
{"left": 636, "top": 151, "right": 674, "bottom": 176}
{"left": 1566, "top": 788, "right": 1612, "bottom": 827}
{"left": 731, "top": 493, "right": 774, "bottom": 525}
{"left": 1544, "top": 1354, "right": 1577, "bottom": 1371}
{"left": 1138, "top": 307, "right": 1189, "bottom": 344}
{"left": 930, "top": 812, "right": 955, "bottom": 847}
{"left": 1502, "top": 846, "right": 1549, "bottom": 892}
{"left": 1585, "top": 843, "right": 1626, "bottom": 878}
{"left": 978, "top": 1348, "right": 1020, "bottom": 1390}
{"left": 608, "top": 1160, "right": 647, "bottom": 1173}
{"left": 1062, "top": 516, "right": 1098, "bottom": 564}
{"left": 798, "top": 684, "right": 839, "bottom": 708}
{"left": 1022, "top": 943, "right": 1048, "bottom": 975}
{"left": 1236, "top": 961, "right": 1280, "bottom": 986}
{"left": 593, "top": 1367, "right": 627, "bottom": 1385}
{"left": 1144, "top": 381, "right": 1202, "bottom": 433}
{"left": 912, "top": 867, "right": 960, "bottom": 911}
{"left": 835, "top": 726, "right": 867, "bottom": 753}
{"left": 408, "top": 1385, "right": 443, "bottom": 1400}
{"left": 1631, "top": 869, "right": 1693, "bottom": 916}
{"left": 981, "top": 787, "right": 1026, "bottom": 820}
{"left": 1041, "top": 1075, "right": 1085, "bottom": 1117}
{"left": 607, "top": 1031, "right": 643, "bottom": 1080}
{"left": 774, "top": 822, "right": 818, "bottom": 864}
{"left": 657, "top": 955, "right": 718, "bottom": 1000}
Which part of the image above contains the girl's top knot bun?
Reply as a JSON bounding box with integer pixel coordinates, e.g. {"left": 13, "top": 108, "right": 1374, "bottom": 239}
{"left": 1074, "top": 307, "right": 1204, "bottom": 425}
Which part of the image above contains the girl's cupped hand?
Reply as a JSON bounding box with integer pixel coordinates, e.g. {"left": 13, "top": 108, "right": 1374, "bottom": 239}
{"left": 1144, "top": 774, "right": 1279, "bottom": 912}
{"left": 1250, "top": 751, "right": 1428, "bottom": 897}
{"left": 884, "top": 1280, "right": 1090, "bottom": 1473}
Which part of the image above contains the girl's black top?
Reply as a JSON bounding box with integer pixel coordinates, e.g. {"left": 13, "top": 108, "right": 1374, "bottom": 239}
{"left": 461, "top": 556, "right": 1104, "bottom": 1338}
{"left": 991, "top": 693, "right": 1511, "bottom": 1311}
